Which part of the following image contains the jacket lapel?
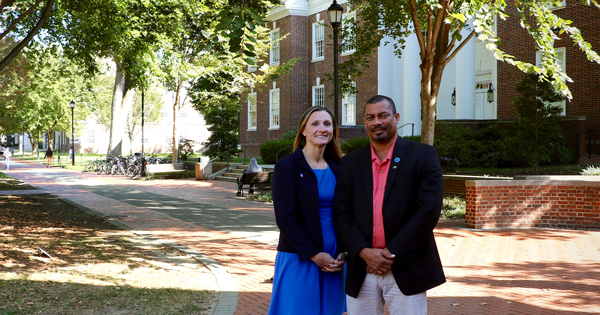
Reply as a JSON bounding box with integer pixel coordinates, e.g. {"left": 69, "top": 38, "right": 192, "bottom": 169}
{"left": 360, "top": 145, "right": 374, "bottom": 210}
{"left": 383, "top": 137, "right": 409, "bottom": 204}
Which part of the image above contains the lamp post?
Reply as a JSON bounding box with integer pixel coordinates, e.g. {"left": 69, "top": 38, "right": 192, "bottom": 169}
{"left": 327, "top": 0, "right": 344, "bottom": 124}
{"left": 487, "top": 83, "right": 495, "bottom": 103}
{"left": 70, "top": 100, "right": 75, "bottom": 165}
{"left": 451, "top": 88, "right": 456, "bottom": 106}
{"left": 141, "top": 89, "right": 145, "bottom": 176}
{"left": 22, "top": 119, "right": 25, "bottom": 157}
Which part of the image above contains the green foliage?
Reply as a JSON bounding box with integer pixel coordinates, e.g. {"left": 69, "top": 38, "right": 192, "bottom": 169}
{"left": 434, "top": 122, "right": 480, "bottom": 168}
{"left": 167, "top": 138, "right": 197, "bottom": 161}
{"left": 403, "top": 135, "right": 421, "bottom": 143}
{"left": 281, "top": 129, "right": 297, "bottom": 140}
{"left": 125, "top": 86, "right": 164, "bottom": 150}
{"left": 202, "top": 102, "right": 241, "bottom": 161}
{"left": 340, "top": 137, "right": 370, "bottom": 155}
{"left": 335, "top": 0, "right": 600, "bottom": 145}
{"left": 435, "top": 123, "right": 507, "bottom": 168}
{"left": 580, "top": 165, "right": 600, "bottom": 175}
{"left": 501, "top": 74, "right": 573, "bottom": 169}
{"left": 247, "top": 192, "right": 273, "bottom": 203}
{"left": 259, "top": 139, "right": 293, "bottom": 164}
{"left": 441, "top": 196, "right": 466, "bottom": 220}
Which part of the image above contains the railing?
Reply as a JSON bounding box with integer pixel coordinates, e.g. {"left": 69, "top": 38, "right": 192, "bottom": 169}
{"left": 262, "top": 145, "right": 293, "bottom": 164}
{"left": 563, "top": 130, "right": 599, "bottom": 162}
{"left": 397, "top": 123, "right": 415, "bottom": 137}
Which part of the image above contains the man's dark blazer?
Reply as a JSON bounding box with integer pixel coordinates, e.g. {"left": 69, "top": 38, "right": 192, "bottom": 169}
{"left": 333, "top": 136, "right": 446, "bottom": 298}
{"left": 272, "top": 148, "right": 340, "bottom": 261}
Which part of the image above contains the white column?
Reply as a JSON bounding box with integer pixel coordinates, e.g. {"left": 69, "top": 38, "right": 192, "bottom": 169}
{"left": 455, "top": 30, "right": 476, "bottom": 119}
{"left": 402, "top": 34, "right": 422, "bottom": 136}
{"left": 378, "top": 36, "right": 394, "bottom": 97}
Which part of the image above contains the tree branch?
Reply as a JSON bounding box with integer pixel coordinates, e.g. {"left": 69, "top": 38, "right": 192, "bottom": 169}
{"left": 429, "top": 0, "right": 450, "bottom": 56}
{"left": 0, "top": 0, "right": 55, "bottom": 72}
{"left": 444, "top": 28, "right": 476, "bottom": 67}
{"left": 0, "top": 0, "right": 44, "bottom": 42}
{"left": 408, "top": 0, "right": 426, "bottom": 61}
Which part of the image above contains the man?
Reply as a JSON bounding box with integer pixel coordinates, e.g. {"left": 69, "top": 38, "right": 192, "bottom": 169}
{"left": 333, "top": 95, "right": 445, "bottom": 314}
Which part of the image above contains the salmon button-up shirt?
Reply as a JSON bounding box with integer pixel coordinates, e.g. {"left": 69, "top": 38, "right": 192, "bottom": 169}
{"left": 370, "top": 140, "right": 396, "bottom": 249}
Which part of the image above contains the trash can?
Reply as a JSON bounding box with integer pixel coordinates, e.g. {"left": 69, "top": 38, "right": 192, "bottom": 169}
{"left": 195, "top": 157, "right": 212, "bottom": 180}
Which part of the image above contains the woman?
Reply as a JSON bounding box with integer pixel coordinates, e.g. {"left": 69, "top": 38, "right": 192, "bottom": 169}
{"left": 4, "top": 147, "right": 11, "bottom": 171}
{"left": 268, "top": 106, "right": 346, "bottom": 315}
{"left": 44, "top": 147, "right": 53, "bottom": 168}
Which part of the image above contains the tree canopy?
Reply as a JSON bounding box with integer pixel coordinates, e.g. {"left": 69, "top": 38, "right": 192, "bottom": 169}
{"left": 341, "top": 0, "right": 600, "bottom": 145}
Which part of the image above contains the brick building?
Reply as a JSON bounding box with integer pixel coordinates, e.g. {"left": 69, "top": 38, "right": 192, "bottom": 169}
{"left": 240, "top": 0, "right": 599, "bottom": 159}
{"left": 495, "top": 0, "right": 600, "bottom": 157}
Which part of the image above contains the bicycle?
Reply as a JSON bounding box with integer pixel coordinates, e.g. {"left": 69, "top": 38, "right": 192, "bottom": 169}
{"left": 82, "top": 159, "right": 100, "bottom": 173}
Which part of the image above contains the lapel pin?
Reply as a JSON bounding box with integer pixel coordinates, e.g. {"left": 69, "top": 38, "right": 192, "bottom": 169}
{"left": 394, "top": 157, "right": 400, "bottom": 163}
{"left": 300, "top": 173, "right": 304, "bottom": 178}
{"left": 393, "top": 166, "right": 397, "bottom": 169}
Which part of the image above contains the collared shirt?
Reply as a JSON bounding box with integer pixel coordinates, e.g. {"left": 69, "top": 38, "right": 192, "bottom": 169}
{"left": 370, "top": 139, "right": 397, "bottom": 249}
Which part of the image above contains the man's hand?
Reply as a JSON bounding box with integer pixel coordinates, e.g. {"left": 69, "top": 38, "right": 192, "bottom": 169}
{"left": 359, "top": 247, "right": 395, "bottom": 275}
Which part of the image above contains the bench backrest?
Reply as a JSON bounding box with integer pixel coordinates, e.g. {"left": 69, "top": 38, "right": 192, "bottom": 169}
{"left": 147, "top": 163, "right": 185, "bottom": 172}
{"left": 241, "top": 172, "right": 273, "bottom": 184}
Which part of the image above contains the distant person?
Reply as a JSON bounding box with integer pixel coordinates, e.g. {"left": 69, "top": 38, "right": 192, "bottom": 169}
{"left": 44, "top": 147, "right": 53, "bottom": 168}
{"left": 4, "top": 147, "right": 11, "bottom": 171}
{"left": 68, "top": 146, "right": 74, "bottom": 165}
{"left": 244, "top": 158, "right": 263, "bottom": 174}
{"left": 334, "top": 95, "right": 445, "bottom": 314}
{"left": 268, "top": 106, "right": 346, "bottom": 315}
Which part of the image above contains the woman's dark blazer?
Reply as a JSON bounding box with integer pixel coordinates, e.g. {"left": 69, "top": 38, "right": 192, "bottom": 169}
{"left": 272, "top": 148, "right": 340, "bottom": 261}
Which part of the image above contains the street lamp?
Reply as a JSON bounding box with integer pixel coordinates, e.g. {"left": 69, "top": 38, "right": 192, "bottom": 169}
{"left": 70, "top": 100, "right": 75, "bottom": 165}
{"left": 22, "top": 119, "right": 25, "bottom": 157}
{"left": 327, "top": 0, "right": 343, "bottom": 124}
{"left": 451, "top": 88, "right": 456, "bottom": 106}
{"left": 487, "top": 83, "right": 495, "bottom": 103}
{"left": 141, "top": 89, "right": 145, "bottom": 176}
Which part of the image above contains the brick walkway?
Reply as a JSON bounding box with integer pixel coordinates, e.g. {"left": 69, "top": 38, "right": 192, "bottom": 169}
{"left": 2, "top": 158, "right": 600, "bottom": 314}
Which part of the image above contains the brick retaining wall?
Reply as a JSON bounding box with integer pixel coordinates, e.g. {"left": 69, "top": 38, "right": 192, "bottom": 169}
{"left": 465, "top": 179, "right": 600, "bottom": 230}
{"left": 443, "top": 175, "right": 510, "bottom": 198}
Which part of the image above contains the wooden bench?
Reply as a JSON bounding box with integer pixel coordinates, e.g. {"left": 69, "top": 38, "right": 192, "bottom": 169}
{"left": 237, "top": 172, "right": 273, "bottom": 196}
{"left": 146, "top": 163, "right": 188, "bottom": 180}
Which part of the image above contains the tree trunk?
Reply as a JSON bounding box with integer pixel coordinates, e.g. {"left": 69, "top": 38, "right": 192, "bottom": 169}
{"left": 47, "top": 130, "right": 54, "bottom": 151}
{"left": 28, "top": 132, "right": 38, "bottom": 155}
{"left": 107, "top": 64, "right": 135, "bottom": 157}
{"left": 171, "top": 81, "right": 183, "bottom": 164}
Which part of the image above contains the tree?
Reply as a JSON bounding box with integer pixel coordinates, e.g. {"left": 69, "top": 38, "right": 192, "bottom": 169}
{"left": 125, "top": 87, "right": 163, "bottom": 154}
{"left": 0, "top": 37, "right": 32, "bottom": 136}
{"left": 502, "top": 73, "right": 570, "bottom": 170}
{"left": 340, "top": 0, "right": 600, "bottom": 145}
{"left": 0, "top": 0, "right": 55, "bottom": 72}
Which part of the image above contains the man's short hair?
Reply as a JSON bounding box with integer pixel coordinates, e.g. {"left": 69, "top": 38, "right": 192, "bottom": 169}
{"left": 365, "top": 95, "right": 396, "bottom": 115}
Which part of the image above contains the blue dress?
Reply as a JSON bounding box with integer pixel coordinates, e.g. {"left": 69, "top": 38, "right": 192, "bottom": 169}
{"left": 268, "top": 166, "right": 346, "bottom": 315}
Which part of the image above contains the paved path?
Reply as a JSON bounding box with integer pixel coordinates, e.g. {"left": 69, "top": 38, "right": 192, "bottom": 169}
{"left": 2, "top": 158, "right": 600, "bottom": 314}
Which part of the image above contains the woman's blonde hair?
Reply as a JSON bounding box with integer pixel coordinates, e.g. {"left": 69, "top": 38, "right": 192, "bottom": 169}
{"left": 293, "top": 106, "right": 342, "bottom": 162}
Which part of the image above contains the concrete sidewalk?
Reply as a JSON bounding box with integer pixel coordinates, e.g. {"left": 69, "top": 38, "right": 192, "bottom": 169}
{"left": 3, "top": 158, "right": 600, "bottom": 314}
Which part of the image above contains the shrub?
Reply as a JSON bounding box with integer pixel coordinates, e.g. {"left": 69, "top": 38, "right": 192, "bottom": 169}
{"left": 247, "top": 192, "right": 273, "bottom": 203}
{"left": 441, "top": 196, "right": 466, "bottom": 219}
{"left": 281, "top": 129, "right": 297, "bottom": 140}
{"left": 341, "top": 137, "right": 370, "bottom": 154}
{"left": 167, "top": 138, "right": 197, "bottom": 161}
{"left": 434, "top": 122, "right": 480, "bottom": 168}
{"left": 580, "top": 165, "right": 600, "bottom": 175}
{"left": 501, "top": 73, "right": 572, "bottom": 170}
{"left": 260, "top": 139, "right": 294, "bottom": 164}
{"left": 403, "top": 135, "right": 421, "bottom": 142}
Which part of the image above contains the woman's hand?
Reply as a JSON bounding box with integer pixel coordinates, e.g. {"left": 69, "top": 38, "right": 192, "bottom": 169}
{"left": 310, "top": 252, "right": 338, "bottom": 271}
{"left": 311, "top": 252, "right": 346, "bottom": 273}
